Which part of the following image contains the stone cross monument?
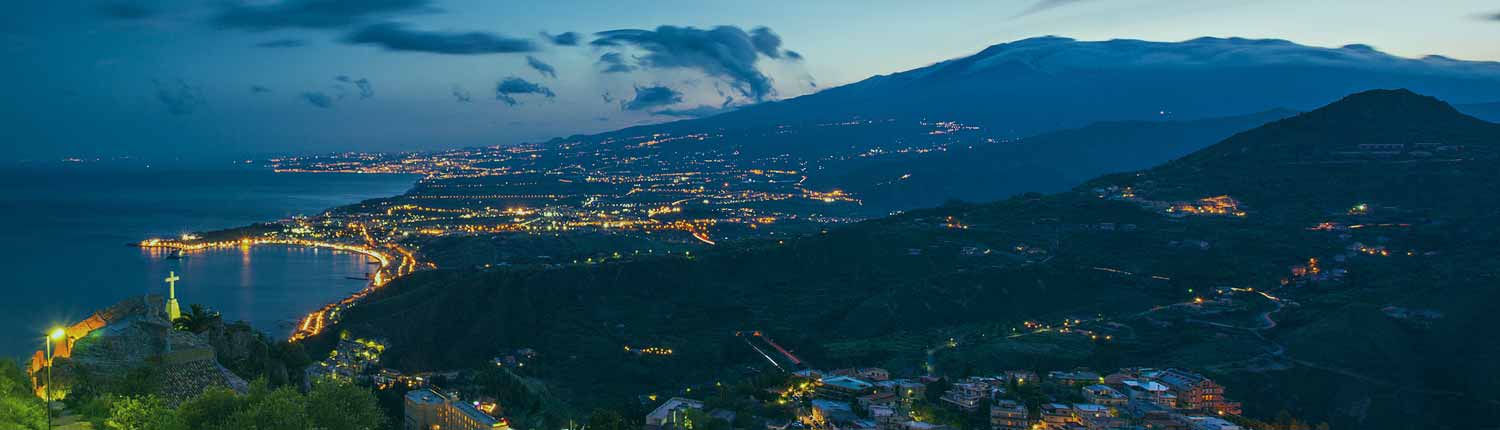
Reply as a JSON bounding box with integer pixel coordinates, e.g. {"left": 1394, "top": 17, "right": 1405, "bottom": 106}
{"left": 165, "top": 271, "right": 182, "bottom": 321}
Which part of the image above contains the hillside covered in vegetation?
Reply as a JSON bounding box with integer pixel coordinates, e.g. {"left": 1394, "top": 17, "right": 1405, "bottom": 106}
{"left": 323, "top": 89, "right": 1500, "bottom": 430}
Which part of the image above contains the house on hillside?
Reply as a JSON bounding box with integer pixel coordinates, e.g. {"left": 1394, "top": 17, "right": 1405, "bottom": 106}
{"left": 1155, "top": 369, "right": 1241, "bottom": 416}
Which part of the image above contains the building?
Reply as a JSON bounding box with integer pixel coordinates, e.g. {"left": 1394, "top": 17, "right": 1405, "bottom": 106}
{"left": 829, "top": 367, "right": 887, "bottom": 381}
{"left": 1040, "top": 404, "right": 1075, "bottom": 428}
{"left": 857, "top": 368, "right": 891, "bottom": 382}
{"left": 858, "top": 392, "right": 899, "bottom": 410}
{"left": 1121, "top": 379, "right": 1176, "bottom": 415}
{"left": 989, "top": 399, "right": 1028, "bottom": 430}
{"left": 939, "top": 379, "right": 996, "bottom": 411}
{"left": 900, "top": 421, "right": 951, "bottom": 430}
{"left": 818, "top": 376, "right": 876, "bottom": 401}
{"left": 1003, "top": 370, "right": 1037, "bottom": 386}
{"left": 876, "top": 379, "right": 927, "bottom": 405}
{"left": 1071, "top": 404, "right": 1122, "bottom": 430}
{"left": 1048, "top": 370, "right": 1102, "bottom": 386}
{"left": 1184, "top": 416, "right": 1242, "bottom": 430}
{"left": 869, "top": 405, "right": 900, "bottom": 430}
{"left": 305, "top": 336, "right": 387, "bottom": 390}
{"left": 645, "top": 397, "right": 705, "bottom": 430}
{"left": 1155, "top": 369, "right": 1241, "bottom": 415}
{"left": 1139, "top": 411, "right": 1189, "bottom": 430}
{"left": 810, "top": 400, "right": 860, "bottom": 427}
{"left": 404, "top": 389, "right": 511, "bottom": 430}
{"left": 1081, "top": 385, "right": 1127, "bottom": 407}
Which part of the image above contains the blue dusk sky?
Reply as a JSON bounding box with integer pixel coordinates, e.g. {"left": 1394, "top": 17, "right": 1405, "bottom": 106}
{"left": 3, "top": 0, "right": 1498, "bottom": 161}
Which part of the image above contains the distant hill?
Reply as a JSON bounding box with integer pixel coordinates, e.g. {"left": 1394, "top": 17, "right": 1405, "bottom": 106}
{"left": 818, "top": 109, "right": 1295, "bottom": 209}
{"left": 1099, "top": 89, "right": 1500, "bottom": 219}
{"left": 328, "top": 89, "right": 1500, "bottom": 429}
{"left": 585, "top": 37, "right": 1500, "bottom": 141}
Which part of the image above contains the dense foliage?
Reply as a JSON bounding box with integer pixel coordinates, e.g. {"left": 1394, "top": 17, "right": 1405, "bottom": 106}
{"left": 84, "top": 380, "right": 384, "bottom": 430}
{"left": 0, "top": 359, "right": 45, "bottom": 430}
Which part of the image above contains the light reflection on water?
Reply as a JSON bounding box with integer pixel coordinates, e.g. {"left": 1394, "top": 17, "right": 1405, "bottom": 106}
{"left": 0, "top": 166, "right": 415, "bottom": 357}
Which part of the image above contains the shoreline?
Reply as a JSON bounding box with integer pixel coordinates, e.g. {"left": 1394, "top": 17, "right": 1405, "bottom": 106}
{"left": 134, "top": 235, "right": 407, "bottom": 341}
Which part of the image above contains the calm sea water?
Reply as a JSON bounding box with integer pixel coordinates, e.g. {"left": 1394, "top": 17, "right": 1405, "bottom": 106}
{"left": 0, "top": 164, "right": 416, "bottom": 358}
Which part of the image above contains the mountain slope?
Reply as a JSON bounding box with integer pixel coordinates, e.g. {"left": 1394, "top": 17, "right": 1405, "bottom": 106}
{"left": 820, "top": 109, "right": 1295, "bottom": 209}
{"left": 328, "top": 90, "right": 1500, "bottom": 429}
{"left": 597, "top": 37, "right": 1500, "bottom": 141}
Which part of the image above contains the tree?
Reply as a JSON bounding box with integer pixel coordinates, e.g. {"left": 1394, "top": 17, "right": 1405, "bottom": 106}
{"left": 104, "top": 395, "right": 185, "bottom": 430}
{"left": 924, "top": 377, "right": 952, "bottom": 403}
{"left": 214, "top": 385, "right": 310, "bottom": 430}
{"left": 173, "top": 304, "right": 222, "bottom": 333}
{"left": 176, "top": 387, "right": 241, "bottom": 430}
{"left": 306, "top": 380, "right": 386, "bottom": 430}
{"left": 682, "top": 409, "right": 730, "bottom": 430}
{"left": 588, "top": 408, "right": 629, "bottom": 430}
{"left": 0, "top": 359, "right": 45, "bottom": 430}
{"left": 0, "top": 396, "right": 46, "bottom": 430}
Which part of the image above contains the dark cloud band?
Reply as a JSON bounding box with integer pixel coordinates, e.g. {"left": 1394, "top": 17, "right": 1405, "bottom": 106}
{"left": 495, "top": 77, "right": 555, "bottom": 105}
{"left": 255, "top": 39, "right": 308, "bottom": 48}
{"left": 621, "top": 85, "right": 682, "bottom": 111}
{"left": 541, "top": 31, "right": 580, "bottom": 46}
{"left": 527, "top": 56, "right": 558, "bottom": 79}
{"left": 214, "top": 0, "right": 432, "bottom": 31}
{"left": 345, "top": 22, "right": 537, "bottom": 54}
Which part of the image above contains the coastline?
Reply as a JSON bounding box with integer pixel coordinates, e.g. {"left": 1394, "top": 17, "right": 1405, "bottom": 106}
{"left": 129, "top": 171, "right": 423, "bottom": 341}
{"left": 135, "top": 227, "right": 415, "bottom": 342}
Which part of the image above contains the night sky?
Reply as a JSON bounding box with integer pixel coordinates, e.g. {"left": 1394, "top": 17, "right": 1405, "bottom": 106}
{"left": 4, "top": 0, "right": 1498, "bottom": 161}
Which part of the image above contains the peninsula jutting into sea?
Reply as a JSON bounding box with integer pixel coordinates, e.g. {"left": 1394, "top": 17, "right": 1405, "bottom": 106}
{"left": 6, "top": 1, "right": 1500, "bottom": 429}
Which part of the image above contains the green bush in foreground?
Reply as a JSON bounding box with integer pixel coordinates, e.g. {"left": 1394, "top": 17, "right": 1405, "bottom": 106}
{"left": 89, "top": 379, "right": 385, "bottom": 430}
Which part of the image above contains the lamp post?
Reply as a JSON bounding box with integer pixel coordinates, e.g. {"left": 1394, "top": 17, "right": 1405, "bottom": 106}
{"left": 44, "top": 328, "right": 63, "bottom": 429}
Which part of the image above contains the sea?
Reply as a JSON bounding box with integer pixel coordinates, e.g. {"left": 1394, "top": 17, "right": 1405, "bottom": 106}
{"left": 0, "top": 163, "right": 417, "bottom": 358}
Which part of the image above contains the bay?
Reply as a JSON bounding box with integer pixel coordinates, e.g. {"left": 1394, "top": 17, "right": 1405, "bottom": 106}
{"left": 0, "top": 164, "right": 415, "bottom": 358}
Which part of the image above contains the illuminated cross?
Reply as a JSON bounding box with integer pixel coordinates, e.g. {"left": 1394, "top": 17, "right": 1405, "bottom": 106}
{"left": 165, "top": 272, "right": 180, "bottom": 297}
{"left": 164, "top": 271, "right": 182, "bottom": 321}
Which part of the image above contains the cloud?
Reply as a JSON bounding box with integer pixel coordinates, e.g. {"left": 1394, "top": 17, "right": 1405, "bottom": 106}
{"left": 526, "top": 56, "right": 557, "bottom": 79}
{"left": 495, "top": 77, "right": 555, "bottom": 106}
{"left": 344, "top": 22, "right": 537, "bottom": 54}
{"left": 250, "top": 85, "right": 273, "bottom": 93}
{"left": 1487, "top": 11, "right": 1500, "bottom": 21}
{"left": 590, "top": 25, "right": 798, "bottom": 101}
{"left": 301, "top": 91, "right": 335, "bottom": 108}
{"left": 620, "top": 85, "right": 682, "bottom": 111}
{"left": 213, "top": 0, "right": 432, "bottom": 31}
{"left": 255, "top": 39, "right": 308, "bottom": 48}
{"left": 601, "top": 91, "right": 614, "bottom": 103}
{"left": 650, "top": 105, "right": 728, "bottom": 118}
{"left": 1015, "top": 0, "right": 1093, "bottom": 17}
{"left": 749, "top": 27, "right": 783, "bottom": 59}
{"left": 336, "top": 75, "right": 374, "bottom": 98}
{"left": 541, "top": 31, "right": 580, "bottom": 46}
{"left": 153, "top": 79, "right": 204, "bottom": 115}
{"left": 451, "top": 85, "right": 472, "bottom": 102}
{"left": 97, "top": 2, "right": 157, "bottom": 20}
{"left": 596, "top": 52, "right": 636, "bottom": 73}
{"left": 784, "top": 50, "right": 803, "bottom": 61}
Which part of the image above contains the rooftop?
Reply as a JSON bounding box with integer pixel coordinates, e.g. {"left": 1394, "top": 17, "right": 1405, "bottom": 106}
{"left": 822, "top": 375, "right": 875, "bottom": 391}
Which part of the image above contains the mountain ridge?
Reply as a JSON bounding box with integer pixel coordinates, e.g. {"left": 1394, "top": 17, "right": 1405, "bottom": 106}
{"left": 559, "top": 36, "right": 1500, "bottom": 145}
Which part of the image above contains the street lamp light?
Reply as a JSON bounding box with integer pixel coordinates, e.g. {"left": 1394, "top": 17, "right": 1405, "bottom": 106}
{"left": 44, "top": 328, "right": 64, "bottom": 429}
